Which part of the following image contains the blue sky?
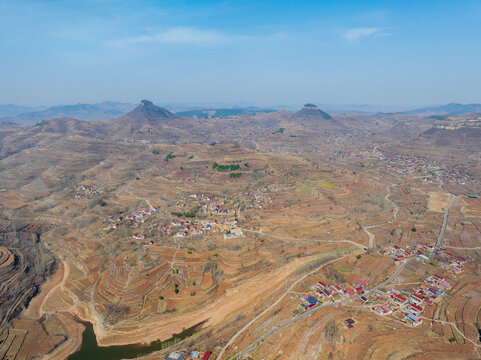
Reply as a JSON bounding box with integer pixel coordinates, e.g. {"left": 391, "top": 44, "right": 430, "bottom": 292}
{"left": 1, "top": 0, "right": 480, "bottom": 108}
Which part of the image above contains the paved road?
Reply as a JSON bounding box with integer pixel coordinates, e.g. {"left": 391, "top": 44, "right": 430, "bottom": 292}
{"left": 432, "top": 178, "right": 457, "bottom": 256}
{"left": 220, "top": 178, "right": 455, "bottom": 358}
{"left": 214, "top": 254, "right": 358, "bottom": 360}
{"left": 235, "top": 257, "right": 414, "bottom": 358}
{"left": 217, "top": 181, "right": 410, "bottom": 359}
{"left": 436, "top": 195, "right": 455, "bottom": 249}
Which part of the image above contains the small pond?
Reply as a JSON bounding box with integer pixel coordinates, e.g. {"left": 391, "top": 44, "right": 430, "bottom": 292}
{"left": 68, "top": 320, "right": 200, "bottom": 360}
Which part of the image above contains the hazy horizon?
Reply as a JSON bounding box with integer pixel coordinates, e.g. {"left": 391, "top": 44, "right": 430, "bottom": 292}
{"left": 2, "top": 100, "right": 473, "bottom": 114}
{"left": 1, "top": 0, "right": 480, "bottom": 107}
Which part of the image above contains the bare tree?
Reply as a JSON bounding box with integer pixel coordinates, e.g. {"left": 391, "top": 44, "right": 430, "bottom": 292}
{"left": 324, "top": 319, "right": 339, "bottom": 344}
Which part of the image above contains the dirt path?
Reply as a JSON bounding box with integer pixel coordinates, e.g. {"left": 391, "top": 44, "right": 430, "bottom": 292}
{"left": 444, "top": 246, "right": 481, "bottom": 250}
{"left": 385, "top": 183, "right": 400, "bottom": 220}
{"left": 116, "top": 180, "right": 154, "bottom": 209}
{"left": 362, "top": 226, "right": 376, "bottom": 248}
{"left": 241, "top": 229, "right": 367, "bottom": 250}
{"left": 361, "top": 183, "right": 399, "bottom": 249}
{"left": 433, "top": 177, "right": 457, "bottom": 254}
{"left": 215, "top": 255, "right": 356, "bottom": 360}
{"left": 44, "top": 250, "right": 350, "bottom": 349}
{"left": 139, "top": 237, "right": 180, "bottom": 310}
{"left": 292, "top": 311, "right": 339, "bottom": 360}
{"left": 43, "top": 313, "right": 85, "bottom": 360}
{"left": 39, "top": 259, "right": 69, "bottom": 316}
{"left": 421, "top": 316, "right": 481, "bottom": 350}
{"left": 21, "top": 260, "right": 64, "bottom": 319}
{"left": 233, "top": 257, "right": 414, "bottom": 359}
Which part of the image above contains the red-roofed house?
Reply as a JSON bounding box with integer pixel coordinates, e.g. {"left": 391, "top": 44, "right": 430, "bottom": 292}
{"left": 411, "top": 294, "right": 424, "bottom": 305}
{"left": 393, "top": 294, "right": 407, "bottom": 305}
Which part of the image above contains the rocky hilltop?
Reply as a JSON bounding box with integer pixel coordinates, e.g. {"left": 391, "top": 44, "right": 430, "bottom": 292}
{"left": 431, "top": 117, "right": 481, "bottom": 130}
{"left": 125, "top": 99, "right": 177, "bottom": 122}
{"left": 294, "top": 103, "right": 332, "bottom": 120}
{"left": 418, "top": 115, "right": 481, "bottom": 150}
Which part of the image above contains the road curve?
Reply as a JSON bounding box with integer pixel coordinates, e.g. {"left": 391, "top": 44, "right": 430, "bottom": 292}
{"left": 236, "top": 258, "right": 414, "bottom": 360}
{"left": 230, "top": 257, "right": 413, "bottom": 359}
{"left": 214, "top": 254, "right": 360, "bottom": 360}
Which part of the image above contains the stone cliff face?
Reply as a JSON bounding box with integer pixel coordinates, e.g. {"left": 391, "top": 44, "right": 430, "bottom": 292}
{"left": 432, "top": 118, "right": 481, "bottom": 130}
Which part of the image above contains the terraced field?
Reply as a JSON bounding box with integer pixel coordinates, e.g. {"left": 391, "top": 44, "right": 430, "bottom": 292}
{"left": 0, "top": 110, "right": 479, "bottom": 359}
{"left": 0, "top": 226, "right": 55, "bottom": 327}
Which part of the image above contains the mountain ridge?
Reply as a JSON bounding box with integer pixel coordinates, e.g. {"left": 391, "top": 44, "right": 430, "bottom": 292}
{"left": 404, "top": 102, "right": 481, "bottom": 115}
{"left": 0, "top": 101, "right": 135, "bottom": 124}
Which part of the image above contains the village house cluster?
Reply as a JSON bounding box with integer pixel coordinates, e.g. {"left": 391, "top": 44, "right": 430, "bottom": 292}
{"left": 120, "top": 138, "right": 152, "bottom": 144}
{"left": 371, "top": 274, "right": 452, "bottom": 327}
{"left": 167, "top": 350, "right": 211, "bottom": 360}
{"left": 185, "top": 186, "right": 275, "bottom": 213}
{"left": 99, "top": 186, "right": 279, "bottom": 248}
{"left": 298, "top": 279, "right": 368, "bottom": 310}
{"left": 389, "top": 244, "right": 418, "bottom": 262}
{"left": 424, "top": 165, "right": 477, "bottom": 186}
{"left": 374, "top": 150, "right": 477, "bottom": 185}
{"left": 102, "top": 204, "right": 243, "bottom": 244}
{"left": 103, "top": 207, "right": 159, "bottom": 231}
{"left": 389, "top": 242, "right": 436, "bottom": 262}
{"left": 388, "top": 242, "right": 468, "bottom": 275}
{"left": 441, "top": 166, "right": 474, "bottom": 184}
{"left": 125, "top": 207, "right": 159, "bottom": 226}
{"left": 75, "top": 184, "right": 101, "bottom": 199}
{"left": 160, "top": 217, "right": 242, "bottom": 240}
{"left": 101, "top": 189, "right": 263, "bottom": 244}
{"left": 294, "top": 237, "right": 465, "bottom": 328}
{"left": 295, "top": 243, "right": 460, "bottom": 329}
{"left": 159, "top": 187, "right": 277, "bottom": 240}
{"left": 382, "top": 154, "right": 436, "bottom": 174}
{"left": 434, "top": 247, "right": 468, "bottom": 274}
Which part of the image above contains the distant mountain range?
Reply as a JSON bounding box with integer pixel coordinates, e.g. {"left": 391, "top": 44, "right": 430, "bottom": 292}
{"left": 403, "top": 103, "right": 481, "bottom": 115}
{"left": 0, "top": 101, "right": 135, "bottom": 124}
{"left": 0, "top": 104, "right": 48, "bottom": 118}
{"left": 2, "top": 101, "right": 480, "bottom": 124}
{"left": 176, "top": 107, "right": 276, "bottom": 119}
{"left": 23, "top": 99, "right": 204, "bottom": 144}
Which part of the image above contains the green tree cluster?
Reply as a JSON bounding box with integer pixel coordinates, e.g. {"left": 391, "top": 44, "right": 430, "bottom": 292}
{"left": 212, "top": 162, "right": 240, "bottom": 172}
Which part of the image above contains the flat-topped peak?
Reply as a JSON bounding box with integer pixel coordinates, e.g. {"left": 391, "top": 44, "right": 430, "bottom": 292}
{"left": 140, "top": 99, "right": 154, "bottom": 106}
{"left": 294, "top": 103, "right": 332, "bottom": 120}
{"left": 126, "top": 100, "right": 176, "bottom": 121}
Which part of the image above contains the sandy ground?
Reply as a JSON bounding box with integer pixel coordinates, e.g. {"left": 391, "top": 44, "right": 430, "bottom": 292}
{"left": 43, "top": 313, "right": 85, "bottom": 360}
{"left": 17, "top": 260, "right": 86, "bottom": 360}
{"left": 51, "top": 252, "right": 344, "bottom": 349}
{"left": 427, "top": 191, "right": 451, "bottom": 212}
{"left": 22, "top": 261, "right": 65, "bottom": 318}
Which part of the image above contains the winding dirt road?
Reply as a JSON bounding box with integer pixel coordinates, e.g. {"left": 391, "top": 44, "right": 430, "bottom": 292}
{"left": 233, "top": 257, "right": 414, "bottom": 358}
{"left": 215, "top": 254, "right": 360, "bottom": 360}
{"left": 38, "top": 259, "right": 69, "bottom": 316}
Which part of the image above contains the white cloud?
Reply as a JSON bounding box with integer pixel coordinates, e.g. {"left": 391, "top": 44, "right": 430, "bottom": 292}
{"left": 115, "top": 27, "right": 228, "bottom": 46}
{"left": 341, "top": 27, "right": 390, "bottom": 43}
